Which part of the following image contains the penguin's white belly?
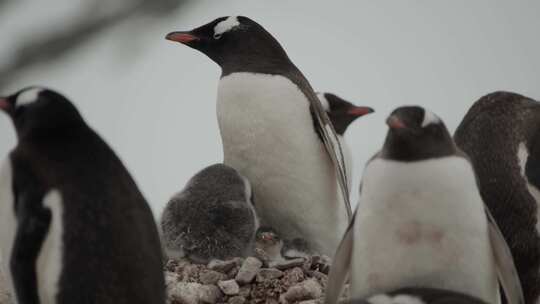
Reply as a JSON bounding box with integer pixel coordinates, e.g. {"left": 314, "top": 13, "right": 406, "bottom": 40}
{"left": 37, "top": 189, "right": 64, "bottom": 304}
{"left": 217, "top": 72, "right": 347, "bottom": 256}
{"left": 351, "top": 157, "right": 498, "bottom": 303}
{"left": 517, "top": 143, "right": 540, "bottom": 234}
{"left": 0, "top": 159, "right": 17, "bottom": 302}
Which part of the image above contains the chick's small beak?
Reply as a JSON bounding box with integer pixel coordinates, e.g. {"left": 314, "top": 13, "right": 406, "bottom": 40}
{"left": 386, "top": 115, "right": 406, "bottom": 129}
{"left": 347, "top": 106, "right": 374, "bottom": 117}
{"left": 165, "top": 31, "right": 199, "bottom": 44}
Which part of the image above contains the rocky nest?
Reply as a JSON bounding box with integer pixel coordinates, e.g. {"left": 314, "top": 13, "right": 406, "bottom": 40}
{"left": 164, "top": 255, "right": 344, "bottom": 304}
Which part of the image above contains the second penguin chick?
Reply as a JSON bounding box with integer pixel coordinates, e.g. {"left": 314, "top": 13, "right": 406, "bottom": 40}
{"left": 254, "top": 226, "right": 312, "bottom": 263}
{"left": 161, "top": 164, "right": 258, "bottom": 263}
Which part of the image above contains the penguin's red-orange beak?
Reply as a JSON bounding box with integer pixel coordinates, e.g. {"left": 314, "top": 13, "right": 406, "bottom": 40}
{"left": 386, "top": 115, "right": 406, "bottom": 129}
{"left": 165, "top": 31, "right": 199, "bottom": 44}
{"left": 0, "top": 97, "right": 11, "bottom": 113}
{"left": 347, "top": 106, "right": 374, "bottom": 117}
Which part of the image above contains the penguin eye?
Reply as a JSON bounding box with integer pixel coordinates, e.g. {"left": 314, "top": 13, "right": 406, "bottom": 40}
{"left": 213, "top": 33, "right": 222, "bottom": 40}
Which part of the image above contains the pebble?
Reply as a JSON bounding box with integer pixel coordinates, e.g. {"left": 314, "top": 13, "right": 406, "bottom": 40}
{"left": 208, "top": 259, "right": 239, "bottom": 273}
{"left": 256, "top": 268, "right": 284, "bottom": 282}
{"left": 238, "top": 284, "right": 252, "bottom": 297}
{"left": 270, "top": 258, "right": 305, "bottom": 270}
{"left": 235, "top": 257, "right": 263, "bottom": 284}
{"left": 167, "top": 282, "right": 201, "bottom": 304}
{"left": 200, "top": 270, "right": 227, "bottom": 285}
{"left": 283, "top": 267, "right": 305, "bottom": 284}
{"left": 218, "top": 279, "right": 240, "bottom": 295}
{"left": 280, "top": 279, "right": 322, "bottom": 303}
{"left": 199, "top": 285, "right": 223, "bottom": 304}
{"left": 228, "top": 295, "right": 246, "bottom": 304}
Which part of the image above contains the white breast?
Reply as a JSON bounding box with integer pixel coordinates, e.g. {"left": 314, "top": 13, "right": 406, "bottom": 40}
{"left": 517, "top": 143, "right": 540, "bottom": 234}
{"left": 217, "top": 72, "right": 347, "bottom": 256}
{"left": 0, "top": 158, "right": 17, "bottom": 303}
{"left": 37, "top": 189, "right": 64, "bottom": 304}
{"left": 351, "top": 156, "right": 499, "bottom": 303}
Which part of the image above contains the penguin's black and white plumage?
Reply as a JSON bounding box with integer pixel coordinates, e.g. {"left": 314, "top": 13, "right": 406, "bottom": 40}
{"left": 347, "top": 287, "right": 489, "bottom": 304}
{"left": 160, "top": 163, "right": 258, "bottom": 263}
{"left": 0, "top": 87, "right": 165, "bottom": 304}
{"left": 325, "top": 106, "right": 519, "bottom": 304}
{"left": 455, "top": 91, "right": 540, "bottom": 304}
{"left": 166, "top": 16, "right": 371, "bottom": 256}
{"left": 318, "top": 92, "right": 373, "bottom": 186}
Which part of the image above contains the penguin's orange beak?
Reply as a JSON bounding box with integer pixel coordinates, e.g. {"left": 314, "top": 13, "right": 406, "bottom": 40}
{"left": 165, "top": 31, "right": 199, "bottom": 44}
{"left": 347, "top": 106, "right": 374, "bottom": 117}
{"left": 0, "top": 97, "right": 11, "bottom": 113}
{"left": 386, "top": 115, "right": 406, "bottom": 129}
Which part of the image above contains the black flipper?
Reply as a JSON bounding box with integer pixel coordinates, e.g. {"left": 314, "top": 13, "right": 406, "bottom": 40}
{"left": 10, "top": 171, "right": 51, "bottom": 304}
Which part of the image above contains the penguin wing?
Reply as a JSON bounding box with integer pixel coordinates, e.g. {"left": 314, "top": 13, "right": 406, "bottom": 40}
{"left": 10, "top": 190, "right": 52, "bottom": 304}
{"left": 310, "top": 100, "right": 352, "bottom": 220}
{"left": 325, "top": 209, "right": 357, "bottom": 304}
{"left": 485, "top": 207, "right": 525, "bottom": 304}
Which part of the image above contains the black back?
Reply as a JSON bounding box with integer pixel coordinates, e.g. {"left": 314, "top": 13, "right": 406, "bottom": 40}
{"left": 4, "top": 88, "right": 165, "bottom": 304}
{"left": 454, "top": 91, "right": 540, "bottom": 304}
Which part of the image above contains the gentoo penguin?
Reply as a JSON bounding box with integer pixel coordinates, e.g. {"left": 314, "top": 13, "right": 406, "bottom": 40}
{"left": 160, "top": 163, "right": 258, "bottom": 263}
{"left": 166, "top": 16, "right": 373, "bottom": 256}
{"left": 254, "top": 226, "right": 311, "bottom": 263}
{"left": 325, "top": 106, "right": 522, "bottom": 304}
{"left": 0, "top": 87, "right": 165, "bottom": 304}
{"left": 454, "top": 91, "right": 540, "bottom": 304}
{"left": 318, "top": 92, "right": 374, "bottom": 186}
{"left": 347, "top": 287, "right": 489, "bottom": 304}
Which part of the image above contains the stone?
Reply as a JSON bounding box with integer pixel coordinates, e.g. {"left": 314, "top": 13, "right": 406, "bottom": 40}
{"left": 283, "top": 267, "right": 305, "bottom": 284}
{"left": 167, "top": 282, "right": 202, "bottom": 304}
{"left": 256, "top": 268, "right": 284, "bottom": 282}
{"left": 238, "top": 284, "right": 252, "bottom": 297}
{"left": 199, "top": 285, "right": 223, "bottom": 304}
{"left": 218, "top": 279, "right": 240, "bottom": 295}
{"left": 208, "top": 259, "right": 239, "bottom": 273}
{"left": 200, "top": 270, "right": 227, "bottom": 285}
{"left": 269, "top": 258, "right": 305, "bottom": 270}
{"left": 235, "top": 257, "right": 263, "bottom": 284}
{"left": 228, "top": 296, "right": 246, "bottom": 304}
{"left": 280, "top": 279, "right": 322, "bottom": 303}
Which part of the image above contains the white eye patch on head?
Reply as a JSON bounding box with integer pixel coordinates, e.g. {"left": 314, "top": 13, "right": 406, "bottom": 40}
{"left": 421, "top": 109, "right": 441, "bottom": 127}
{"left": 16, "top": 88, "right": 44, "bottom": 107}
{"left": 213, "top": 16, "right": 240, "bottom": 37}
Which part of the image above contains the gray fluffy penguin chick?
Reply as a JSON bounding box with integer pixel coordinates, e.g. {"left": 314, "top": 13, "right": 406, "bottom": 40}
{"left": 161, "top": 164, "right": 258, "bottom": 263}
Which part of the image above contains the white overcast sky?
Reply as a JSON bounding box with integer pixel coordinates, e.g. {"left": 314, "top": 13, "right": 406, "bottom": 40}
{"left": 1, "top": 1, "right": 539, "bottom": 217}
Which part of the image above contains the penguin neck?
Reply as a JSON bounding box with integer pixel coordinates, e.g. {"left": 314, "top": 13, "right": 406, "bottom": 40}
{"left": 16, "top": 120, "right": 87, "bottom": 143}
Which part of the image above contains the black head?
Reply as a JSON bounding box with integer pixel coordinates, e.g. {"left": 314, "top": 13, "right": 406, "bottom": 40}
{"left": 255, "top": 226, "right": 281, "bottom": 245}
{"left": 0, "top": 87, "right": 84, "bottom": 139}
{"left": 318, "top": 92, "right": 374, "bottom": 135}
{"left": 381, "top": 106, "right": 455, "bottom": 161}
{"left": 166, "top": 16, "right": 291, "bottom": 74}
